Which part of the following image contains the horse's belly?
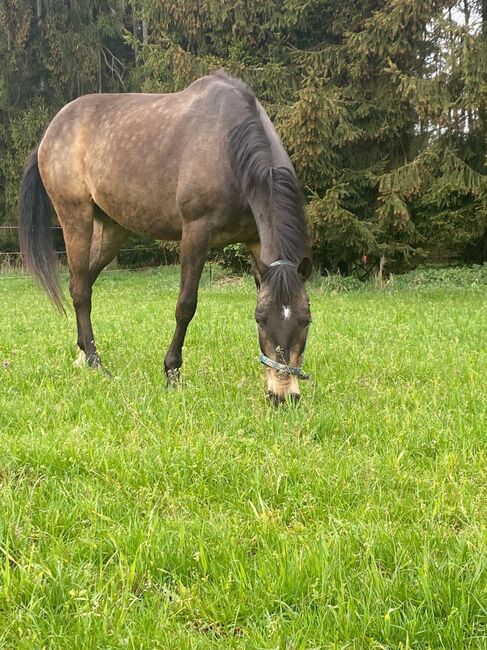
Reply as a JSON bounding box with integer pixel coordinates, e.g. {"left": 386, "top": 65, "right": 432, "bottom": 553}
{"left": 91, "top": 183, "right": 183, "bottom": 240}
{"left": 208, "top": 210, "right": 258, "bottom": 246}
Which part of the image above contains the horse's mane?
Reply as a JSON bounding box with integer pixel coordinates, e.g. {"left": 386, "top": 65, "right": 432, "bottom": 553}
{"left": 226, "top": 77, "right": 309, "bottom": 302}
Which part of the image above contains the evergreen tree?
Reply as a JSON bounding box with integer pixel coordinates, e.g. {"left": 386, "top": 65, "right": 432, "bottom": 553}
{"left": 1, "top": 0, "right": 487, "bottom": 270}
{"left": 0, "top": 0, "right": 132, "bottom": 227}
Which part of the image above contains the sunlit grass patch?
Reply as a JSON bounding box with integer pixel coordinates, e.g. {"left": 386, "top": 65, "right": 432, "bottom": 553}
{"left": 0, "top": 267, "right": 486, "bottom": 648}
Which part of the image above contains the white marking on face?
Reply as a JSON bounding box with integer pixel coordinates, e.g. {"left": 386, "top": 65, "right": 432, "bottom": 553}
{"left": 283, "top": 306, "right": 292, "bottom": 320}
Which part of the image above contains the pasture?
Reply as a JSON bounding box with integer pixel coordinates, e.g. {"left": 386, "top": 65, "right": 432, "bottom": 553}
{"left": 0, "top": 266, "right": 486, "bottom": 649}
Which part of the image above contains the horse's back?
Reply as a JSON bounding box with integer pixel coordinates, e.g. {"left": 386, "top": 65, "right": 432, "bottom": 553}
{"left": 37, "top": 73, "right": 263, "bottom": 242}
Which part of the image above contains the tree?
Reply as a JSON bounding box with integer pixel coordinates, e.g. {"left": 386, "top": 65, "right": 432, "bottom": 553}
{"left": 0, "top": 0, "right": 132, "bottom": 228}
{"left": 2, "top": 0, "right": 487, "bottom": 271}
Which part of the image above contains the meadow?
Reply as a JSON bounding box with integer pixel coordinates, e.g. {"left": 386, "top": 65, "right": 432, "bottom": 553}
{"left": 0, "top": 266, "right": 486, "bottom": 649}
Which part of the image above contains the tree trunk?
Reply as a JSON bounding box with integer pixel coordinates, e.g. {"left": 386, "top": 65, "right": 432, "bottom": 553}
{"left": 375, "top": 255, "right": 386, "bottom": 289}
{"left": 36, "top": 0, "right": 45, "bottom": 91}
{"left": 479, "top": 0, "right": 487, "bottom": 171}
{"left": 133, "top": 13, "right": 139, "bottom": 65}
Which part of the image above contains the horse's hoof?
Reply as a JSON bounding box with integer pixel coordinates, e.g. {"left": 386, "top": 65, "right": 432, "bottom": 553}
{"left": 98, "top": 364, "right": 112, "bottom": 378}
{"left": 166, "top": 367, "right": 180, "bottom": 388}
{"left": 86, "top": 353, "right": 112, "bottom": 378}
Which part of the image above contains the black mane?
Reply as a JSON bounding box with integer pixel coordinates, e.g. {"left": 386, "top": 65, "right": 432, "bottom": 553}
{"left": 263, "top": 264, "right": 304, "bottom": 305}
{"left": 227, "top": 91, "right": 309, "bottom": 302}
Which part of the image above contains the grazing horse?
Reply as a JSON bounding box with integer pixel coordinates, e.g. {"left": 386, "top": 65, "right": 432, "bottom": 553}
{"left": 19, "top": 71, "right": 312, "bottom": 404}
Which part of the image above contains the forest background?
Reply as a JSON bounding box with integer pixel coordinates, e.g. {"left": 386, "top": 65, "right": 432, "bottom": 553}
{"left": 2, "top": 0, "right": 487, "bottom": 275}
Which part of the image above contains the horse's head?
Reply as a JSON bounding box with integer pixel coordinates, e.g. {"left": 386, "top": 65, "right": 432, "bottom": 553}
{"left": 255, "top": 259, "right": 312, "bottom": 405}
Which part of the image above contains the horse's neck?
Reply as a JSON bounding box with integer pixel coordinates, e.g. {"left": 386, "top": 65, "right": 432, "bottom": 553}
{"left": 249, "top": 188, "right": 281, "bottom": 266}
{"left": 255, "top": 101, "right": 292, "bottom": 168}
{"left": 236, "top": 101, "right": 301, "bottom": 266}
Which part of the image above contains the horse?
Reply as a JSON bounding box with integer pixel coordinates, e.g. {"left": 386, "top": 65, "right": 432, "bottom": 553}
{"left": 19, "top": 70, "right": 312, "bottom": 404}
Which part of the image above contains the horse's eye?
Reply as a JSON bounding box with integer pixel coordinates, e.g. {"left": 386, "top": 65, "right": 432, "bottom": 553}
{"left": 255, "top": 317, "right": 265, "bottom": 327}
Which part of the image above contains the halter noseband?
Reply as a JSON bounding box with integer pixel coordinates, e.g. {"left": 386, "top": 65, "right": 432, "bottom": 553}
{"left": 259, "top": 353, "right": 310, "bottom": 380}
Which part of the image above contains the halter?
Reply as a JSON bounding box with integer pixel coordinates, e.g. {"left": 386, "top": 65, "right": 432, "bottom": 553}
{"left": 258, "top": 258, "right": 310, "bottom": 381}
{"left": 259, "top": 353, "right": 310, "bottom": 380}
{"left": 269, "top": 259, "right": 296, "bottom": 268}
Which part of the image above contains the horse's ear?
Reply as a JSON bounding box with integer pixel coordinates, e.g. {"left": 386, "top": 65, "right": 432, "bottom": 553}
{"left": 298, "top": 256, "right": 312, "bottom": 281}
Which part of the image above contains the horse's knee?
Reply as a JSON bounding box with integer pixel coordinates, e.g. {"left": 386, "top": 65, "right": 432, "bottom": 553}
{"left": 176, "top": 295, "right": 197, "bottom": 324}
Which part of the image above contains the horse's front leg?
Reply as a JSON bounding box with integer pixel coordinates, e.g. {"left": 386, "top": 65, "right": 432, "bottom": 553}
{"left": 164, "top": 222, "right": 209, "bottom": 385}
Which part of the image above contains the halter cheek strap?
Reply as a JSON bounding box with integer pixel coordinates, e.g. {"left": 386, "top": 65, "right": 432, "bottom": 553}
{"left": 259, "top": 353, "right": 310, "bottom": 381}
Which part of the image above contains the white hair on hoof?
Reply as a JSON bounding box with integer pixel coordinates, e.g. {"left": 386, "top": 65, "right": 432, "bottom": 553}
{"left": 73, "top": 347, "right": 86, "bottom": 367}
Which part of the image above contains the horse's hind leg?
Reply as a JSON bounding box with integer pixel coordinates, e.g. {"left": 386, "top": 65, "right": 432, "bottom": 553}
{"left": 51, "top": 201, "right": 98, "bottom": 367}
{"left": 53, "top": 201, "right": 102, "bottom": 368}
{"left": 89, "top": 212, "right": 129, "bottom": 283}
{"left": 80, "top": 214, "right": 129, "bottom": 371}
{"left": 54, "top": 201, "right": 126, "bottom": 372}
{"left": 75, "top": 214, "right": 128, "bottom": 370}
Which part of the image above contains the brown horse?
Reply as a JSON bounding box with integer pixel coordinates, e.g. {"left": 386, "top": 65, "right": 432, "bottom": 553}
{"left": 19, "top": 71, "right": 312, "bottom": 404}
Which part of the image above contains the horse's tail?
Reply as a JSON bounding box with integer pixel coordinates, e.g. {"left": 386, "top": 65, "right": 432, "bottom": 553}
{"left": 19, "top": 147, "right": 65, "bottom": 313}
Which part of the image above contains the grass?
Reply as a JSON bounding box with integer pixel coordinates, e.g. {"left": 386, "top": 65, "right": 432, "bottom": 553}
{"left": 0, "top": 266, "right": 486, "bottom": 649}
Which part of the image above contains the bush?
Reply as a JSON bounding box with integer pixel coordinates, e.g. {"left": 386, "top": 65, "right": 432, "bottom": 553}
{"left": 211, "top": 244, "right": 251, "bottom": 275}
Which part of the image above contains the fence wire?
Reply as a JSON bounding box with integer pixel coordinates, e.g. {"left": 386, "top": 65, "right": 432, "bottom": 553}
{"left": 0, "top": 247, "right": 166, "bottom": 257}
{"left": 0, "top": 224, "right": 180, "bottom": 269}
{"left": 0, "top": 225, "right": 250, "bottom": 281}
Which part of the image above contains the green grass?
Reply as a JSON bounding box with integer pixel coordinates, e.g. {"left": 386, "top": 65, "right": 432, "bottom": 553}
{"left": 0, "top": 266, "right": 486, "bottom": 649}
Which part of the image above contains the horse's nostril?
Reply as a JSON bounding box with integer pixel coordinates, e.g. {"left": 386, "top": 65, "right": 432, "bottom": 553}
{"left": 267, "top": 392, "right": 301, "bottom": 407}
{"left": 267, "top": 391, "right": 285, "bottom": 407}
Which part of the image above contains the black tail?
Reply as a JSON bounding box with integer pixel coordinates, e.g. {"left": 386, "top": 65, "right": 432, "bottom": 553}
{"left": 19, "top": 147, "right": 64, "bottom": 312}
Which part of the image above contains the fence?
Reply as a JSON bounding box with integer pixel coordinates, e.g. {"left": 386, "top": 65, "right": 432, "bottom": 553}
{"left": 0, "top": 225, "right": 251, "bottom": 279}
